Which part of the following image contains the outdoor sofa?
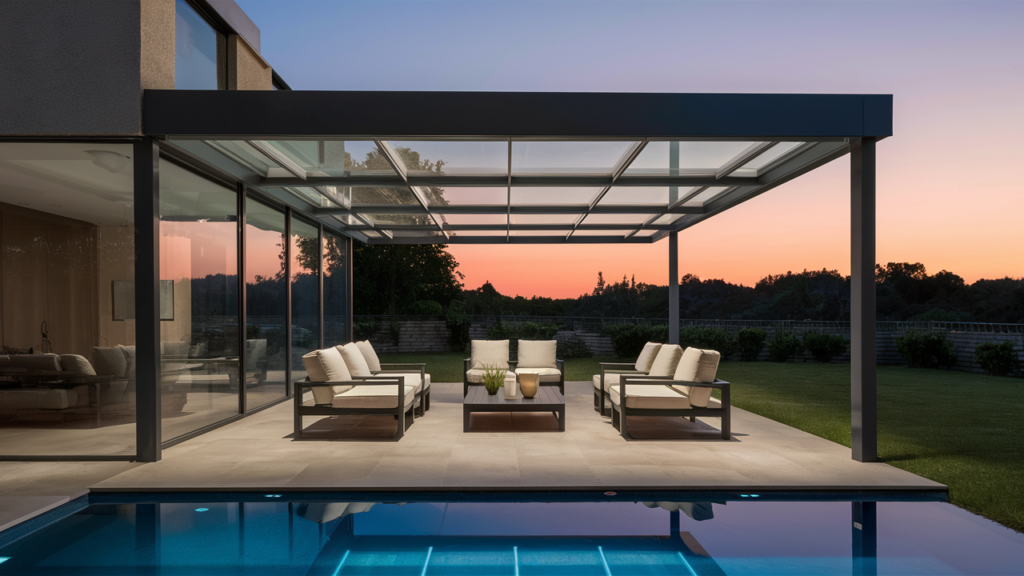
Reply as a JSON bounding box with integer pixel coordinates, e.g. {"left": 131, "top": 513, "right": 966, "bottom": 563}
{"left": 610, "top": 347, "right": 731, "bottom": 440}
{"left": 294, "top": 341, "right": 429, "bottom": 440}
{"left": 593, "top": 342, "right": 681, "bottom": 415}
{"left": 463, "top": 339, "right": 564, "bottom": 396}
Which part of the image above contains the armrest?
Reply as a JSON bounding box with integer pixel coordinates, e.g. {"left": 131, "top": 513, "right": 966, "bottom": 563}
{"left": 378, "top": 362, "right": 425, "bottom": 369}
{"left": 464, "top": 358, "right": 471, "bottom": 372}
{"left": 663, "top": 378, "right": 730, "bottom": 388}
{"left": 556, "top": 359, "right": 564, "bottom": 373}
{"left": 295, "top": 377, "right": 404, "bottom": 389}
{"left": 599, "top": 362, "right": 636, "bottom": 368}
{"left": 620, "top": 375, "right": 673, "bottom": 384}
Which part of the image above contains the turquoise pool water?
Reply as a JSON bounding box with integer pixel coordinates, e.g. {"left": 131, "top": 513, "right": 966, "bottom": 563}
{"left": 1, "top": 492, "right": 1022, "bottom": 575}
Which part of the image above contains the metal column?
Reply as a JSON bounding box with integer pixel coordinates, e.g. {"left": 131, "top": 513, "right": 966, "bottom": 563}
{"left": 134, "top": 138, "right": 162, "bottom": 462}
{"left": 669, "top": 231, "right": 679, "bottom": 345}
{"left": 346, "top": 236, "right": 354, "bottom": 343}
{"left": 851, "top": 137, "right": 877, "bottom": 462}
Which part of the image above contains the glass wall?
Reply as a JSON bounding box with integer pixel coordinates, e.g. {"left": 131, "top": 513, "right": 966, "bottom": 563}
{"left": 175, "top": 0, "right": 222, "bottom": 90}
{"left": 323, "top": 230, "right": 348, "bottom": 347}
{"left": 244, "top": 198, "right": 287, "bottom": 410}
{"left": 159, "top": 160, "right": 240, "bottom": 442}
{"left": 290, "top": 218, "right": 320, "bottom": 381}
{"left": 0, "top": 142, "right": 135, "bottom": 457}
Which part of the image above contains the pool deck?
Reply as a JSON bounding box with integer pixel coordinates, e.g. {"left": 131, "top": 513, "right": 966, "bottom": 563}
{"left": 1, "top": 381, "right": 945, "bottom": 531}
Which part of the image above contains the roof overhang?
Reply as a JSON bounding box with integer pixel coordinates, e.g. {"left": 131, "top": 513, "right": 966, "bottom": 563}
{"left": 145, "top": 90, "right": 891, "bottom": 244}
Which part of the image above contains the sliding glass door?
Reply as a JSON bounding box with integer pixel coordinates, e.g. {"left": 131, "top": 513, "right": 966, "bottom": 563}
{"left": 290, "top": 217, "right": 320, "bottom": 381}
{"left": 244, "top": 198, "right": 288, "bottom": 410}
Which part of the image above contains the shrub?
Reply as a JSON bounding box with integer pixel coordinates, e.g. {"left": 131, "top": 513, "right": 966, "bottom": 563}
{"left": 604, "top": 324, "right": 669, "bottom": 359}
{"left": 803, "top": 332, "right": 849, "bottom": 363}
{"left": 353, "top": 318, "right": 380, "bottom": 341}
{"left": 975, "top": 341, "right": 1021, "bottom": 376}
{"left": 895, "top": 330, "right": 957, "bottom": 369}
{"left": 445, "top": 301, "right": 471, "bottom": 352}
{"left": 679, "top": 326, "right": 735, "bottom": 358}
{"left": 735, "top": 328, "right": 767, "bottom": 361}
{"left": 768, "top": 332, "right": 804, "bottom": 362}
{"left": 406, "top": 300, "right": 443, "bottom": 316}
{"left": 557, "top": 335, "right": 592, "bottom": 359}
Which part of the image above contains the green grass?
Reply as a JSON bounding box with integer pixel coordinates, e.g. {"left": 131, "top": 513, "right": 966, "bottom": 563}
{"left": 383, "top": 351, "right": 1024, "bottom": 532}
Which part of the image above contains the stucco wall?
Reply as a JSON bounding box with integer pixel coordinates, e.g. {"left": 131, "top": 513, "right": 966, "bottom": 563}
{"left": 140, "top": 0, "right": 176, "bottom": 91}
{"left": 0, "top": 0, "right": 143, "bottom": 135}
{"left": 227, "top": 35, "right": 271, "bottom": 90}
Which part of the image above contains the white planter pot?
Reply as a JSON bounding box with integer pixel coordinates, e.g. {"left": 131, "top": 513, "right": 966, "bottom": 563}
{"left": 504, "top": 373, "right": 518, "bottom": 400}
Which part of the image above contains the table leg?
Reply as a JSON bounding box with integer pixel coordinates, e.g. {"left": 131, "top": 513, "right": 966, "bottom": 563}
{"left": 94, "top": 383, "right": 102, "bottom": 427}
{"left": 558, "top": 405, "right": 565, "bottom": 431}
{"left": 463, "top": 406, "right": 470, "bottom": 433}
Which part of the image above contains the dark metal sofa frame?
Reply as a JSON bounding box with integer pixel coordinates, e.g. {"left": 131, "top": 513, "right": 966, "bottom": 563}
{"left": 293, "top": 376, "right": 419, "bottom": 441}
{"left": 373, "top": 362, "right": 430, "bottom": 412}
{"left": 593, "top": 361, "right": 647, "bottom": 416}
{"left": 463, "top": 358, "right": 565, "bottom": 397}
{"left": 610, "top": 374, "right": 731, "bottom": 440}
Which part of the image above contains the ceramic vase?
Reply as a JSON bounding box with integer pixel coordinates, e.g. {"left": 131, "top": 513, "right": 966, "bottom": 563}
{"left": 519, "top": 372, "right": 539, "bottom": 398}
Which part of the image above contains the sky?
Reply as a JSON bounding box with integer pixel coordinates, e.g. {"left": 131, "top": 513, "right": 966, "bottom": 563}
{"left": 238, "top": 0, "right": 1023, "bottom": 299}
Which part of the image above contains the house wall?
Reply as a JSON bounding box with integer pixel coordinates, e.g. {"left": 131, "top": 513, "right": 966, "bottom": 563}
{"left": 226, "top": 35, "right": 272, "bottom": 90}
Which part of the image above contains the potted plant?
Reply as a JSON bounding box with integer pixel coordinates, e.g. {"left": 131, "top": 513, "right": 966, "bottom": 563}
{"left": 481, "top": 363, "right": 507, "bottom": 396}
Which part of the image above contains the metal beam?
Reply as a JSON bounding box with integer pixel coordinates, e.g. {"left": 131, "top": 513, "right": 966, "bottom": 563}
{"left": 134, "top": 137, "right": 161, "bottom": 462}
{"left": 372, "top": 234, "right": 655, "bottom": 245}
{"left": 851, "top": 137, "right": 877, "bottom": 463}
{"left": 343, "top": 223, "right": 677, "bottom": 232}
{"left": 315, "top": 204, "right": 704, "bottom": 215}
{"left": 259, "top": 174, "right": 756, "bottom": 188}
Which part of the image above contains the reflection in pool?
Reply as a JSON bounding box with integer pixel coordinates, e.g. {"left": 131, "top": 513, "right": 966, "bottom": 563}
{"left": 1, "top": 492, "right": 1022, "bottom": 575}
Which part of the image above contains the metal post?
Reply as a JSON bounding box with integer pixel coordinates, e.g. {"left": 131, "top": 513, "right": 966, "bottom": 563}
{"left": 238, "top": 184, "right": 247, "bottom": 414}
{"left": 669, "top": 231, "right": 679, "bottom": 345}
{"left": 285, "top": 209, "right": 292, "bottom": 397}
{"left": 852, "top": 501, "right": 877, "bottom": 576}
{"left": 851, "top": 137, "right": 878, "bottom": 462}
{"left": 318, "top": 223, "right": 324, "bottom": 349}
{"left": 134, "top": 138, "right": 161, "bottom": 462}
{"left": 346, "top": 236, "right": 354, "bottom": 343}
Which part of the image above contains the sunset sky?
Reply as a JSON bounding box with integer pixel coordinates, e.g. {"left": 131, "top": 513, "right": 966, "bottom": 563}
{"left": 240, "top": 0, "right": 1023, "bottom": 299}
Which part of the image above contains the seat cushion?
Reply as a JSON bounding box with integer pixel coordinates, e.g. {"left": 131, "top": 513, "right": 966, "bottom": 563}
{"left": 516, "top": 367, "right": 561, "bottom": 382}
{"left": 593, "top": 372, "right": 660, "bottom": 391}
{"left": 517, "top": 340, "right": 557, "bottom": 369}
{"left": 60, "top": 354, "right": 96, "bottom": 376}
{"left": 355, "top": 340, "right": 382, "bottom": 372}
{"left": 303, "top": 348, "right": 353, "bottom": 404}
{"left": 0, "top": 386, "right": 84, "bottom": 410}
{"left": 610, "top": 384, "right": 722, "bottom": 410}
{"left": 330, "top": 383, "right": 418, "bottom": 409}
{"left": 470, "top": 340, "right": 509, "bottom": 370}
{"left": 8, "top": 354, "right": 63, "bottom": 372}
{"left": 338, "top": 343, "right": 373, "bottom": 378}
{"left": 647, "top": 344, "right": 683, "bottom": 377}
{"left": 672, "top": 348, "right": 721, "bottom": 408}
{"left": 373, "top": 372, "right": 430, "bottom": 392}
{"left": 635, "top": 342, "right": 662, "bottom": 373}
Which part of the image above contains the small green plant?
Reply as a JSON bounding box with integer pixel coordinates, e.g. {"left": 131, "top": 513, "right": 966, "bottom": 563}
{"left": 557, "top": 335, "right": 592, "bottom": 359}
{"left": 480, "top": 363, "right": 507, "bottom": 395}
{"left": 735, "top": 328, "right": 767, "bottom": 361}
{"left": 803, "top": 332, "right": 849, "bottom": 363}
{"left": 768, "top": 332, "right": 804, "bottom": 362}
{"left": 895, "top": 330, "right": 957, "bottom": 369}
{"left": 975, "top": 341, "right": 1021, "bottom": 376}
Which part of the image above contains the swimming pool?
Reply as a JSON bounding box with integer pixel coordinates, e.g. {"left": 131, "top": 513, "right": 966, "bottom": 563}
{"left": 1, "top": 491, "right": 1022, "bottom": 575}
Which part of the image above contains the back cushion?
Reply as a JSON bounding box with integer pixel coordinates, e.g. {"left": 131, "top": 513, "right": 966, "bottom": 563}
{"left": 672, "top": 348, "right": 721, "bottom": 407}
{"left": 8, "top": 353, "right": 63, "bottom": 372}
{"left": 647, "top": 345, "right": 683, "bottom": 377}
{"left": 635, "top": 342, "right": 662, "bottom": 373}
{"left": 470, "top": 340, "right": 509, "bottom": 370}
{"left": 91, "top": 347, "right": 127, "bottom": 377}
{"left": 338, "top": 343, "right": 372, "bottom": 377}
{"left": 60, "top": 354, "right": 97, "bottom": 375}
{"left": 119, "top": 345, "right": 136, "bottom": 378}
{"left": 161, "top": 341, "right": 190, "bottom": 358}
{"left": 355, "top": 340, "right": 382, "bottom": 372}
{"left": 303, "top": 348, "right": 353, "bottom": 404}
{"left": 517, "top": 340, "right": 557, "bottom": 368}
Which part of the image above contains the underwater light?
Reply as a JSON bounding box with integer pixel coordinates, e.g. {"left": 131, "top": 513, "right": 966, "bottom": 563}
{"left": 265, "top": 494, "right": 282, "bottom": 498}
{"left": 0, "top": 557, "right": 10, "bottom": 564}
{"left": 195, "top": 508, "right": 209, "bottom": 512}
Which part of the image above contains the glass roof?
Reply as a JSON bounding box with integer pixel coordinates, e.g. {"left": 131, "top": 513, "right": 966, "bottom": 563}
{"left": 179, "top": 136, "right": 823, "bottom": 244}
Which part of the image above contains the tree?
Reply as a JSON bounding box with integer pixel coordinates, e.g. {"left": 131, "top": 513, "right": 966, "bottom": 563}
{"left": 354, "top": 243, "right": 463, "bottom": 316}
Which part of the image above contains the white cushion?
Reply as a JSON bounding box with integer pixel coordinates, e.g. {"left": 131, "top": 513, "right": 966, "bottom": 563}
{"left": 0, "top": 387, "right": 83, "bottom": 410}
{"left": 592, "top": 373, "right": 621, "bottom": 390}
{"left": 373, "top": 372, "right": 430, "bottom": 392}
{"left": 470, "top": 340, "right": 509, "bottom": 370}
{"left": 515, "top": 367, "right": 561, "bottom": 382}
{"left": 119, "top": 345, "right": 137, "bottom": 378}
{"left": 7, "top": 353, "right": 63, "bottom": 372}
{"left": 60, "top": 354, "right": 96, "bottom": 376}
{"left": 330, "top": 383, "right": 418, "bottom": 409}
{"left": 671, "top": 348, "right": 721, "bottom": 408}
{"left": 466, "top": 367, "right": 509, "bottom": 384}
{"left": 303, "top": 347, "right": 353, "bottom": 405}
{"left": 338, "top": 343, "right": 372, "bottom": 377}
{"left": 355, "top": 340, "right": 382, "bottom": 372}
{"left": 93, "top": 347, "right": 127, "bottom": 376}
{"left": 517, "top": 340, "right": 557, "bottom": 369}
{"left": 648, "top": 344, "right": 683, "bottom": 377}
{"left": 610, "top": 384, "right": 723, "bottom": 410}
{"left": 635, "top": 342, "right": 662, "bottom": 373}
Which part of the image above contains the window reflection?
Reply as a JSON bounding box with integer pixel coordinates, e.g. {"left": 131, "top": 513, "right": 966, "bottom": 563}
{"left": 323, "top": 230, "right": 347, "bottom": 347}
{"left": 290, "top": 218, "right": 320, "bottom": 380}
{"left": 244, "top": 199, "right": 287, "bottom": 410}
{"left": 159, "top": 161, "right": 239, "bottom": 442}
{"left": 175, "top": 0, "right": 222, "bottom": 90}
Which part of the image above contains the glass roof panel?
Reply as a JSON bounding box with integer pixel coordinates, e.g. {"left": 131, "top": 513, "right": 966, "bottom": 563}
{"left": 572, "top": 229, "right": 634, "bottom": 236}
{"left": 683, "top": 186, "right": 731, "bottom": 207}
{"left": 351, "top": 187, "right": 419, "bottom": 205}
{"left": 388, "top": 141, "right": 508, "bottom": 176}
{"left": 283, "top": 187, "right": 324, "bottom": 206}
{"left": 729, "top": 141, "right": 805, "bottom": 177}
{"left": 582, "top": 213, "right": 654, "bottom": 225}
{"left": 599, "top": 186, "right": 694, "bottom": 206}
{"left": 265, "top": 140, "right": 393, "bottom": 177}
{"left": 625, "top": 141, "right": 760, "bottom": 175}
{"left": 367, "top": 213, "right": 432, "bottom": 226}
{"left": 430, "top": 187, "right": 507, "bottom": 206}
{"left": 439, "top": 213, "right": 507, "bottom": 226}
{"left": 633, "top": 229, "right": 658, "bottom": 237}
{"left": 510, "top": 214, "right": 578, "bottom": 225}
{"left": 511, "top": 141, "right": 635, "bottom": 175}
{"left": 203, "top": 140, "right": 278, "bottom": 176}
{"left": 650, "top": 214, "right": 681, "bottom": 226}
{"left": 511, "top": 187, "right": 599, "bottom": 205}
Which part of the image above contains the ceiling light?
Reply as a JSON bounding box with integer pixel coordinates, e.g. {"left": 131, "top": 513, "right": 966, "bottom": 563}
{"left": 86, "top": 150, "right": 130, "bottom": 173}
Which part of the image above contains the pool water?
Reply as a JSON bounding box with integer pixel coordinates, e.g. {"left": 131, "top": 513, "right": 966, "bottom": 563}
{"left": 1, "top": 492, "right": 1022, "bottom": 575}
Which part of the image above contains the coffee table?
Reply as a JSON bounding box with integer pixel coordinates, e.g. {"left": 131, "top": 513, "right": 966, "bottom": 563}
{"left": 463, "top": 385, "right": 565, "bottom": 432}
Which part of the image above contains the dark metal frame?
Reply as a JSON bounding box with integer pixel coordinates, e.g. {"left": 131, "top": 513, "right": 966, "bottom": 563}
{"left": 611, "top": 375, "right": 731, "bottom": 441}
{"left": 374, "top": 363, "right": 430, "bottom": 412}
{"left": 293, "top": 376, "right": 415, "bottom": 441}
{"left": 594, "top": 361, "right": 644, "bottom": 416}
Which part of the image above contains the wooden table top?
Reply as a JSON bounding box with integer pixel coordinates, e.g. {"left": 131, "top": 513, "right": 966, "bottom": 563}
{"left": 464, "top": 385, "right": 564, "bottom": 407}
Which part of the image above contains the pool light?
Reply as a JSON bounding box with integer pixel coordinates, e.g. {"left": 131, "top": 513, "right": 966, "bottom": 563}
{"left": 597, "top": 546, "right": 612, "bottom": 576}
{"left": 195, "top": 508, "right": 209, "bottom": 512}
{"left": 331, "top": 550, "right": 350, "bottom": 576}
{"left": 677, "top": 552, "right": 698, "bottom": 576}
{"left": 420, "top": 546, "right": 433, "bottom": 576}
{"left": 513, "top": 546, "right": 519, "bottom": 576}
{"left": 265, "top": 494, "right": 282, "bottom": 498}
{"left": 0, "top": 557, "right": 10, "bottom": 565}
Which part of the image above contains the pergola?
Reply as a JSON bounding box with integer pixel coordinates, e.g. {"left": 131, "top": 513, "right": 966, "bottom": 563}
{"left": 142, "top": 90, "right": 890, "bottom": 462}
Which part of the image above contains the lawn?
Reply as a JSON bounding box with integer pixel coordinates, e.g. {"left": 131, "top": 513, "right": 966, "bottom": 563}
{"left": 382, "top": 351, "right": 1024, "bottom": 533}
